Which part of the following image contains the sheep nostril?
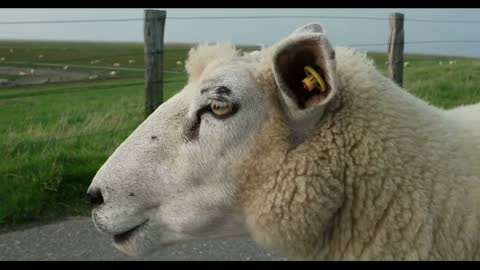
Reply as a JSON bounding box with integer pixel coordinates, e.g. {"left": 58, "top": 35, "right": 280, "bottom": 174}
{"left": 87, "top": 188, "right": 104, "bottom": 207}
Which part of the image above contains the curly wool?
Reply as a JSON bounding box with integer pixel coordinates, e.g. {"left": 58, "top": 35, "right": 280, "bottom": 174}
{"left": 237, "top": 46, "right": 480, "bottom": 260}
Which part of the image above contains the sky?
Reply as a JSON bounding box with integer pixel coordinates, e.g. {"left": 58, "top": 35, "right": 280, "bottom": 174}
{"left": 0, "top": 8, "right": 479, "bottom": 57}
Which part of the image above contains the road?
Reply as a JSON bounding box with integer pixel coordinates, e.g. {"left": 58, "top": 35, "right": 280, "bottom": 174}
{"left": 0, "top": 217, "right": 290, "bottom": 261}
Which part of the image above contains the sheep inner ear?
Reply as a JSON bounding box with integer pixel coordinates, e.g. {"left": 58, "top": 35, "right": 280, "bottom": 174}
{"left": 275, "top": 42, "right": 332, "bottom": 109}
{"left": 273, "top": 34, "right": 337, "bottom": 111}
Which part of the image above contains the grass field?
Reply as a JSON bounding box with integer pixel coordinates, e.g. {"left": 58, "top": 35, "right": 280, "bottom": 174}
{"left": 0, "top": 74, "right": 20, "bottom": 81}
{"left": 1, "top": 40, "right": 479, "bottom": 228}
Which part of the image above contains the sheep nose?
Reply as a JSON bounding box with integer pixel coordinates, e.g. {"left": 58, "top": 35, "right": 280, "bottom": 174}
{"left": 87, "top": 187, "right": 104, "bottom": 207}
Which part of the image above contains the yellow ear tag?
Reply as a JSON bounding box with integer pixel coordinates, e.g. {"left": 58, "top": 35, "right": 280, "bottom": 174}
{"left": 302, "top": 65, "right": 327, "bottom": 92}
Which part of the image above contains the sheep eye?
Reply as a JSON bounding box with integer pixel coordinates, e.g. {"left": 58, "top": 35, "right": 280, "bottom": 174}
{"left": 210, "top": 100, "right": 234, "bottom": 117}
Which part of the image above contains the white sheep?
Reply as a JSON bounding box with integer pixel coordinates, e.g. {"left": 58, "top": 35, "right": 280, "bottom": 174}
{"left": 30, "top": 69, "right": 35, "bottom": 75}
{"left": 0, "top": 57, "right": 4, "bottom": 61}
{"left": 63, "top": 65, "right": 69, "bottom": 70}
{"left": 109, "top": 71, "right": 117, "bottom": 76}
{"left": 176, "top": 60, "right": 183, "bottom": 65}
{"left": 403, "top": 61, "right": 410, "bottom": 67}
{"left": 38, "top": 54, "right": 44, "bottom": 59}
{"left": 18, "top": 71, "right": 26, "bottom": 76}
{"left": 128, "top": 60, "right": 136, "bottom": 64}
{"left": 113, "top": 63, "right": 121, "bottom": 67}
{"left": 439, "top": 61, "right": 443, "bottom": 65}
{"left": 88, "top": 23, "right": 480, "bottom": 260}
{"left": 90, "top": 59, "right": 101, "bottom": 64}
{"left": 88, "top": 74, "right": 98, "bottom": 80}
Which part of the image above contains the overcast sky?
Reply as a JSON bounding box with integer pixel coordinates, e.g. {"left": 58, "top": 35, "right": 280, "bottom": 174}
{"left": 0, "top": 8, "right": 479, "bottom": 57}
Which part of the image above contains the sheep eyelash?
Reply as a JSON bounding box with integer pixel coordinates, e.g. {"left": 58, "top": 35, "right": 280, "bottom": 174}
{"left": 209, "top": 99, "right": 230, "bottom": 110}
{"left": 183, "top": 99, "right": 239, "bottom": 143}
{"left": 207, "top": 99, "right": 239, "bottom": 119}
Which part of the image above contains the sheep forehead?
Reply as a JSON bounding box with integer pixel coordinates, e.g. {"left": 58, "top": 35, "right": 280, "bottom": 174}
{"left": 185, "top": 42, "right": 238, "bottom": 78}
{"left": 185, "top": 42, "right": 268, "bottom": 80}
{"left": 184, "top": 61, "right": 260, "bottom": 105}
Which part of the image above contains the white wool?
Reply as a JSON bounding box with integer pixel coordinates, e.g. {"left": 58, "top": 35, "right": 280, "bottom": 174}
{"left": 185, "top": 42, "right": 239, "bottom": 81}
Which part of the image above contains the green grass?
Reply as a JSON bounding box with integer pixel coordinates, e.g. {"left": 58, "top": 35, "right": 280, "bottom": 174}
{"left": 0, "top": 74, "right": 20, "bottom": 81}
{"left": 369, "top": 52, "right": 480, "bottom": 108}
{"left": 0, "top": 40, "right": 479, "bottom": 229}
{"left": 0, "top": 78, "right": 186, "bottom": 228}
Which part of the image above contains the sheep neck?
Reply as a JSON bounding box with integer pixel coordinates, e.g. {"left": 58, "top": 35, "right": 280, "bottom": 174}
{"left": 237, "top": 49, "right": 480, "bottom": 260}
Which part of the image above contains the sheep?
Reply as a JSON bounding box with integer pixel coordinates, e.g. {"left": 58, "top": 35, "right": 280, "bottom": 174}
{"left": 0, "top": 57, "right": 4, "bottom": 61}
{"left": 90, "top": 59, "right": 101, "bottom": 64}
{"left": 128, "top": 60, "right": 136, "bottom": 64}
{"left": 87, "top": 23, "right": 480, "bottom": 260}
{"left": 403, "top": 61, "right": 410, "bottom": 67}
{"left": 38, "top": 54, "right": 44, "bottom": 59}
{"left": 63, "top": 65, "right": 69, "bottom": 70}
{"left": 109, "top": 71, "right": 117, "bottom": 76}
{"left": 176, "top": 60, "right": 183, "bottom": 65}
{"left": 30, "top": 69, "right": 35, "bottom": 75}
{"left": 439, "top": 61, "right": 443, "bottom": 65}
{"left": 113, "top": 63, "right": 121, "bottom": 67}
{"left": 18, "top": 71, "right": 26, "bottom": 76}
{"left": 88, "top": 74, "right": 98, "bottom": 80}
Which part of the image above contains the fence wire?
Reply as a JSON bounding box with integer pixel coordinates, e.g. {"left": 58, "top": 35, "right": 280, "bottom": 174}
{"left": 1, "top": 12, "right": 479, "bottom": 146}
{"left": 1, "top": 16, "right": 480, "bottom": 24}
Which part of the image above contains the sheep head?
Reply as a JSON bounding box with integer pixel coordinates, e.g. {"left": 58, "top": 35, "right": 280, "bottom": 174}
{"left": 87, "top": 23, "right": 342, "bottom": 258}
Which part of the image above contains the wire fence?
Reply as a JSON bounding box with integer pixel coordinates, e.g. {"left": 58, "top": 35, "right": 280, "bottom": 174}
{"left": 1, "top": 15, "right": 480, "bottom": 24}
{"left": 1, "top": 12, "right": 479, "bottom": 145}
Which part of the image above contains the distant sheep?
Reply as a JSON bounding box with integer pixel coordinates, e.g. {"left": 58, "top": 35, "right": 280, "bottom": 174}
{"left": 38, "top": 54, "right": 44, "bottom": 59}
{"left": 0, "top": 57, "right": 4, "bottom": 61}
{"left": 113, "top": 63, "right": 121, "bottom": 67}
{"left": 449, "top": 60, "right": 457, "bottom": 65}
{"left": 128, "top": 60, "right": 136, "bottom": 64}
{"left": 18, "top": 71, "right": 26, "bottom": 76}
{"left": 403, "top": 61, "right": 410, "bottom": 67}
{"left": 439, "top": 61, "right": 443, "bottom": 65}
{"left": 63, "top": 66, "right": 69, "bottom": 70}
{"left": 90, "top": 60, "right": 101, "bottom": 64}
{"left": 89, "top": 74, "right": 99, "bottom": 80}
{"left": 30, "top": 69, "right": 35, "bottom": 75}
{"left": 176, "top": 61, "right": 183, "bottom": 65}
{"left": 109, "top": 71, "right": 117, "bottom": 76}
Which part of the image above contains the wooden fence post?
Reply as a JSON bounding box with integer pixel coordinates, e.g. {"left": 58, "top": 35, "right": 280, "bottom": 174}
{"left": 144, "top": 9, "right": 166, "bottom": 119}
{"left": 388, "top": 13, "right": 404, "bottom": 87}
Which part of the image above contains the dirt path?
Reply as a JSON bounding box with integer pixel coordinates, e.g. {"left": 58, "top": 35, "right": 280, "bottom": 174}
{"left": 0, "top": 66, "right": 93, "bottom": 87}
{"left": 0, "top": 217, "right": 289, "bottom": 261}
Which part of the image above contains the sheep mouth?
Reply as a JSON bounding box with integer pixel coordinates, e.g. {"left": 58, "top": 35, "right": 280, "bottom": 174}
{"left": 113, "top": 220, "right": 148, "bottom": 244}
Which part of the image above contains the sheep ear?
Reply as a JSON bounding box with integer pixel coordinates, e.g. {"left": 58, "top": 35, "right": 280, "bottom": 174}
{"left": 272, "top": 29, "right": 337, "bottom": 111}
{"left": 291, "top": 23, "right": 324, "bottom": 35}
